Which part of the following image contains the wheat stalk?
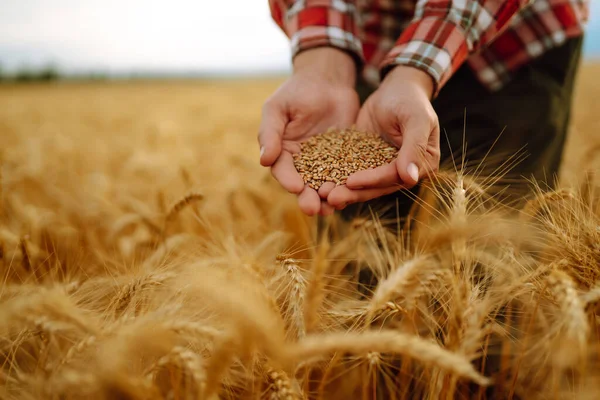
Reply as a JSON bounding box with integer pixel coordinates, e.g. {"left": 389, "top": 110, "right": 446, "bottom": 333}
{"left": 303, "top": 239, "right": 330, "bottom": 334}
{"left": 19, "top": 236, "right": 32, "bottom": 275}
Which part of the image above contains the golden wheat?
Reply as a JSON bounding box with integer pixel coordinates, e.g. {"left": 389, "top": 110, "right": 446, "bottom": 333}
{"left": 0, "top": 64, "right": 598, "bottom": 399}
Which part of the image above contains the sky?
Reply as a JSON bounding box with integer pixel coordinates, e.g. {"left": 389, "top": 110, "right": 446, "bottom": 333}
{"left": 0, "top": 0, "right": 598, "bottom": 75}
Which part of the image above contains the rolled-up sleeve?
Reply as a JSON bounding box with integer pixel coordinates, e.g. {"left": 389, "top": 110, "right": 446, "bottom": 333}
{"left": 380, "top": 0, "right": 535, "bottom": 97}
{"left": 269, "top": 0, "right": 364, "bottom": 66}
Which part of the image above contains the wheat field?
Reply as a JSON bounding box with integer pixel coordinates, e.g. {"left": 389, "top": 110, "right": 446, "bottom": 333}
{"left": 0, "top": 63, "right": 599, "bottom": 400}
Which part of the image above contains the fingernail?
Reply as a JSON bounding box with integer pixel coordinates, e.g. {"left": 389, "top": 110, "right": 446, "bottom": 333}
{"left": 407, "top": 163, "right": 419, "bottom": 183}
{"left": 259, "top": 146, "right": 265, "bottom": 158}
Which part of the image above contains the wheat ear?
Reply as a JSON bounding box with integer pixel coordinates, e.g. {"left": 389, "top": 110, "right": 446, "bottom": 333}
{"left": 285, "top": 330, "right": 490, "bottom": 387}
{"left": 547, "top": 270, "right": 589, "bottom": 340}
{"left": 546, "top": 269, "right": 589, "bottom": 368}
{"left": 368, "top": 256, "right": 443, "bottom": 322}
{"left": 265, "top": 367, "right": 302, "bottom": 400}
{"left": 165, "top": 192, "right": 204, "bottom": 224}
{"left": 145, "top": 345, "right": 206, "bottom": 396}
{"left": 278, "top": 258, "right": 307, "bottom": 339}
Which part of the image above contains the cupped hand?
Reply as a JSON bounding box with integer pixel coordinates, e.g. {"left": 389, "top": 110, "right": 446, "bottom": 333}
{"left": 326, "top": 66, "right": 441, "bottom": 209}
{"left": 258, "top": 47, "right": 360, "bottom": 216}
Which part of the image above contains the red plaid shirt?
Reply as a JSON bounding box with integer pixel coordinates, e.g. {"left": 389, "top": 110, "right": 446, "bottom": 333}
{"left": 269, "top": 0, "right": 589, "bottom": 96}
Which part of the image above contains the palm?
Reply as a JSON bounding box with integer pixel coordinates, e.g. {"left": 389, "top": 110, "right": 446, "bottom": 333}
{"left": 325, "top": 70, "right": 441, "bottom": 210}
{"left": 258, "top": 50, "right": 360, "bottom": 216}
{"left": 274, "top": 95, "right": 359, "bottom": 216}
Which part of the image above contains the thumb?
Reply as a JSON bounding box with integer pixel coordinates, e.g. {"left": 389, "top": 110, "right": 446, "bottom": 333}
{"left": 258, "top": 100, "right": 287, "bottom": 166}
{"left": 396, "top": 118, "right": 432, "bottom": 187}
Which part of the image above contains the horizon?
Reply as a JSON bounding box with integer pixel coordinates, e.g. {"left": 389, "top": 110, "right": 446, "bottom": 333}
{"left": 0, "top": 1, "right": 598, "bottom": 77}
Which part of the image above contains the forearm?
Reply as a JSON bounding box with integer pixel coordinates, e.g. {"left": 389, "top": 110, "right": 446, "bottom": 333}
{"left": 293, "top": 47, "right": 357, "bottom": 87}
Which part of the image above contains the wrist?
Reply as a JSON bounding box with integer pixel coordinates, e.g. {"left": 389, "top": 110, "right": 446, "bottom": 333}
{"left": 293, "top": 47, "right": 357, "bottom": 88}
{"left": 383, "top": 66, "right": 435, "bottom": 100}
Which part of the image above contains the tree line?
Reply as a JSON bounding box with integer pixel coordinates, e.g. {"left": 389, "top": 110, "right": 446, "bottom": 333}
{"left": 0, "top": 63, "right": 108, "bottom": 83}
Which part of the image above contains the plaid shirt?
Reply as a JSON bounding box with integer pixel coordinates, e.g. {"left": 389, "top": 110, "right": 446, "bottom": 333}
{"left": 268, "top": 0, "right": 589, "bottom": 96}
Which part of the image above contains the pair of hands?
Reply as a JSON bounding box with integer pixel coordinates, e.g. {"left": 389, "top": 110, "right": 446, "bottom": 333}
{"left": 258, "top": 47, "right": 441, "bottom": 216}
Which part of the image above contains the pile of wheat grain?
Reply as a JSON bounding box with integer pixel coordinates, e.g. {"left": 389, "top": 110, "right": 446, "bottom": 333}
{"left": 0, "top": 66, "right": 599, "bottom": 400}
{"left": 293, "top": 128, "right": 398, "bottom": 189}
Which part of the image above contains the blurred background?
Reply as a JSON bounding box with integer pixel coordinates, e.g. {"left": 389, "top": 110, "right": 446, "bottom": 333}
{"left": 0, "top": 0, "right": 598, "bottom": 82}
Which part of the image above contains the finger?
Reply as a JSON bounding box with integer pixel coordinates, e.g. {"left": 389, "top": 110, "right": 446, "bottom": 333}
{"left": 297, "top": 185, "right": 321, "bottom": 216}
{"left": 327, "top": 185, "right": 401, "bottom": 208}
{"left": 271, "top": 151, "right": 304, "bottom": 194}
{"left": 396, "top": 115, "right": 436, "bottom": 187}
{"left": 258, "top": 100, "right": 287, "bottom": 166}
{"left": 319, "top": 201, "right": 335, "bottom": 216}
{"left": 318, "top": 182, "right": 336, "bottom": 199}
{"left": 346, "top": 162, "right": 399, "bottom": 189}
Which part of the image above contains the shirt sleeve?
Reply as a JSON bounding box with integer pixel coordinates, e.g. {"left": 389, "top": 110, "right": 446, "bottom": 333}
{"left": 268, "top": 0, "right": 364, "bottom": 67}
{"left": 380, "top": 0, "right": 535, "bottom": 97}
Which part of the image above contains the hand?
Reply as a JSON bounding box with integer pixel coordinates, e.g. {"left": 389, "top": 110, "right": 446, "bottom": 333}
{"left": 326, "top": 66, "right": 441, "bottom": 209}
{"left": 258, "top": 47, "right": 360, "bottom": 216}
